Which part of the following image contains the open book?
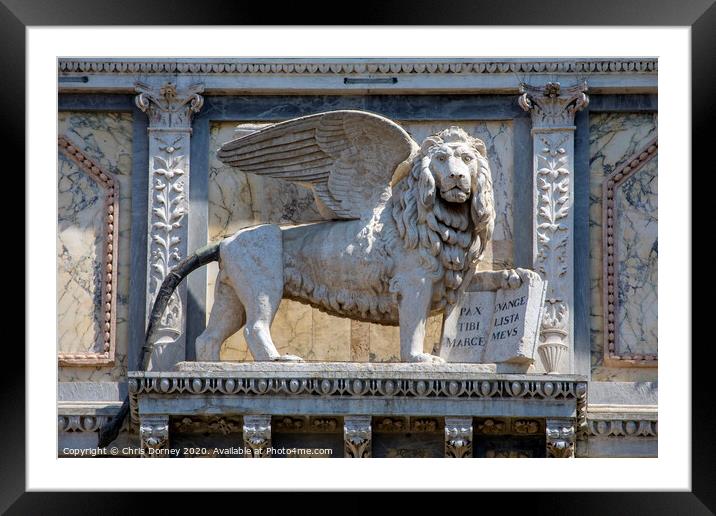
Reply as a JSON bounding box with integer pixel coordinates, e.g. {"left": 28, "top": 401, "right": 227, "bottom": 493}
{"left": 439, "top": 272, "right": 546, "bottom": 364}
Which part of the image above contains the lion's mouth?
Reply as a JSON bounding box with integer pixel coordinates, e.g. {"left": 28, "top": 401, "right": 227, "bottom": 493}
{"left": 440, "top": 187, "right": 470, "bottom": 203}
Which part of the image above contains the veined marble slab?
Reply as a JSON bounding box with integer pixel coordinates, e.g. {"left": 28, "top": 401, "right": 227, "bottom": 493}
{"left": 588, "top": 112, "right": 657, "bottom": 381}
{"left": 57, "top": 112, "right": 133, "bottom": 382}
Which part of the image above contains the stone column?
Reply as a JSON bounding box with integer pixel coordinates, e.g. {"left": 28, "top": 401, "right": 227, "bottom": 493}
{"left": 135, "top": 81, "right": 204, "bottom": 371}
{"left": 139, "top": 415, "right": 169, "bottom": 457}
{"left": 243, "top": 415, "right": 272, "bottom": 458}
{"left": 519, "top": 81, "right": 589, "bottom": 374}
{"left": 444, "top": 417, "right": 473, "bottom": 458}
{"left": 546, "top": 418, "right": 576, "bottom": 458}
{"left": 344, "top": 415, "right": 372, "bottom": 458}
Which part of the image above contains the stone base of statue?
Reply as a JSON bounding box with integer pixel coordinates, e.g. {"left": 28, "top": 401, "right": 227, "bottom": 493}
{"left": 128, "top": 362, "right": 586, "bottom": 458}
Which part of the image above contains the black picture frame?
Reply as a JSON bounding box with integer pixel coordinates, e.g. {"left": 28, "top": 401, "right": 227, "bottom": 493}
{"left": 7, "top": 0, "right": 709, "bottom": 512}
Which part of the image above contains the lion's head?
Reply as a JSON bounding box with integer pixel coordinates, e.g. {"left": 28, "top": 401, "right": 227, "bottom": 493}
{"left": 392, "top": 127, "right": 495, "bottom": 306}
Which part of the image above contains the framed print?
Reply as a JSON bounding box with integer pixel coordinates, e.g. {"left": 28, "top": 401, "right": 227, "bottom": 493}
{"left": 10, "top": 0, "right": 710, "bottom": 511}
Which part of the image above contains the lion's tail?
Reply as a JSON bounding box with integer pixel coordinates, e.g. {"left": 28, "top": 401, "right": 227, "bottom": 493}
{"left": 97, "top": 241, "right": 220, "bottom": 448}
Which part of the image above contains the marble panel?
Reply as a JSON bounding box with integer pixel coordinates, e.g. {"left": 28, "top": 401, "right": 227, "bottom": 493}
{"left": 588, "top": 112, "right": 657, "bottom": 381}
{"left": 57, "top": 154, "right": 105, "bottom": 355}
{"left": 614, "top": 156, "right": 658, "bottom": 357}
{"left": 58, "top": 112, "right": 133, "bottom": 381}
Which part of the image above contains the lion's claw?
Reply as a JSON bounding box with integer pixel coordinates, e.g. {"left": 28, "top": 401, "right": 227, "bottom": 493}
{"left": 500, "top": 268, "right": 537, "bottom": 290}
{"left": 404, "top": 353, "right": 445, "bottom": 363}
{"left": 274, "top": 354, "right": 304, "bottom": 362}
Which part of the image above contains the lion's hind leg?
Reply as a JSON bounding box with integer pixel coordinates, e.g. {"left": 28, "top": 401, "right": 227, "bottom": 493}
{"left": 221, "top": 225, "right": 303, "bottom": 362}
{"left": 195, "top": 270, "right": 246, "bottom": 361}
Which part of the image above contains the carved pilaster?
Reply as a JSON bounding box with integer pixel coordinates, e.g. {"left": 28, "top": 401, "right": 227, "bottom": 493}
{"left": 519, "top": 81, "right": 588, "bottom": 374}
{"left": 344, "top": 415, "right": 372, "bottom": 458}
{"left": 139, "top": 415, "right": 169, "bottom": 456}
{"left": 444, "top": 417, "right": 473, "bottom": 458}
{"left": 135, "top": 82, "right": 204, "bottom": 371}
{"left": 243, "top": 415, "right": 272, "bottom": 458}
{"left": 546, "top": 418, "right": 576, "bottom": 458}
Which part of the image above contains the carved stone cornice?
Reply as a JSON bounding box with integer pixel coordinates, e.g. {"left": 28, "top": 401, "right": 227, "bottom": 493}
{"left": 445, "top": 417, "right": 473, "bottom": 458}
{"left": 243, "top": 415, "right": 272, "bottom": 458}
{"left": 344, "top": 415, "right": 371, "bottom": 458}
{"left": 519, "top": 81, "right": 589, "bottom": 130}
{"left": 58, "top": 414, "right": 113, "bottom": 432}
{"left": 59, "top": 59, "right": 658, "bottom": 76}
{"left": 57, "top": 136, "right": 118, "bottom": 367}
{"left": 586, "top": 419, "right": 657, "bottom": 438}
{"left": 135, "top": 82, "right": 204, "bottom": 131}
{"left": 129, "top": 369, "right": 588, "bottom": 409}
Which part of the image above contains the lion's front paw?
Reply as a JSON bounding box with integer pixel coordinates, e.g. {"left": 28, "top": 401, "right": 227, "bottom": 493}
{"left": 274, "top": 354, "right": 304, "bottom": 362}
{"left": 499, "top": 268, "right": 536, "bottom": 290}
{"left": 404, "top": 352, "right": 446, "bottom": 364}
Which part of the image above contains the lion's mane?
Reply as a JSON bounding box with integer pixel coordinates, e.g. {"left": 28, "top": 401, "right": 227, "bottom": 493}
{"left": 391, "top": 127, "right": 495, "bottom": 308}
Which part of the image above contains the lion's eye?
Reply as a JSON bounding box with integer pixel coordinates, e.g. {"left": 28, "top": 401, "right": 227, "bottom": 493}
{"left": 437, "top": 155, "right": 447, "bottom": 162}
{"left": 462, "top": 155, "right": 473, "bottom": 163}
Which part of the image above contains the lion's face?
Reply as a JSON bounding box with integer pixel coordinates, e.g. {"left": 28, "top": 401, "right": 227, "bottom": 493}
{"left": 427, "top": 142, "right": 480, "bottom": 204}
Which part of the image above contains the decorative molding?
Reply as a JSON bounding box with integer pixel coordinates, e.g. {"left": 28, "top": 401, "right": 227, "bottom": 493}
{"left": 148, "top": 149, "right": 187, "bottom": 337}
{"left": 243, "top": 415, "right": 272, "bottom": 458}
{"left": 520, "top": 82, "right": 588, "bottom": 374}
{"left": 373, "top": 417, "right": 408, "bottom": 433}
{"left": 137, "top": 82, "right": 204, "bottom": 370}
{"left": 140, "top": 415, "right": 169, "bottom": 453}
{"left": 546, "top": 418, "right": 576, "bottom": 458}
{"left": 445, "top": 417, "right": 473, "bottom": 458}
{"left": 57, "top": 136, "right": 119, "bottom": 367}
{"left": 58, "top": 414, "right": 113, "bottom": 432}
{"left": 475, "top": 418, "right": 507, "bottom": 435}
{"left": 602, "top": 139, "right": 658, "bottom": 367}
{"left": 473, "top": 417, "right": 544, "bottom": 435}
{"left": 586, "top": 418, "right": 657, "bottom": 438}
{"left": 273, "top": 416, "right": 340, "bottom": 433}
{"left": 135, "top": 82, "right": 204, "bottom": 130}
{"left": 519, "top": 81, "right": 589, "bottom": 129}
{"left": 371, "top": 416, "right": 443, "bottom": 433}
{"left": 172, "top": 415, "right": 243, "bottom": 435}
{"left": 344, "top": 415, "right": 372, "bottom": 458}
{"left": 513, "top": 419, "right": 542, "bottom": 435}
{"left": 59, "top": 59, "right": 658, "bottom": 76}
{"left": 128, "top": 374, "right": 588, "bottom": 406}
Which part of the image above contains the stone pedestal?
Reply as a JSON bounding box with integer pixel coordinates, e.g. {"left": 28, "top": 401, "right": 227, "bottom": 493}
{"left": 127, "top": 362, "right": 586, "bottom": 458}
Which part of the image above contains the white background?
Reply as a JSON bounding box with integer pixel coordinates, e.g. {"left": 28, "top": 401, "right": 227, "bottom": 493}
{"left": 28, "top": 27, "right": 689, "bottom": 490}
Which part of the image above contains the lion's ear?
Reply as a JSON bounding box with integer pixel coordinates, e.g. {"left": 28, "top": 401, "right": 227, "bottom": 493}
{"left": 420, "top": 136, "right": 442, "bottom": 154}
{"left": 473, "top": 138, "right": 487, "bottom": 157}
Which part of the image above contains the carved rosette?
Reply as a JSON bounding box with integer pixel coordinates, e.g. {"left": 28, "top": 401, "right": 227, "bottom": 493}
{"left": 243, "top": 415, "right": 272, "bottom": 458}
{"left": 140, "top": 415, "right": 169, "bottom": 456}
{"left": 546, "top": 418, "right": 576, "bottom": 458}
{"left": 444, "top": 417, "right": 473, "bottom": 458}
{"left": 136, "top": 82, "right": 204, "bottom": 371}
{"left": 344, "top": 415, "right": 372, "bottom": 458}
{"left": 520, "top": 81, "right": 588, "bottom": 374}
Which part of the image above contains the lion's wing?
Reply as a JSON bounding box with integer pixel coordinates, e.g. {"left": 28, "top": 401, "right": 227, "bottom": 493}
{"left": 217, "top": 110, "right": 419, "bottom": 220}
